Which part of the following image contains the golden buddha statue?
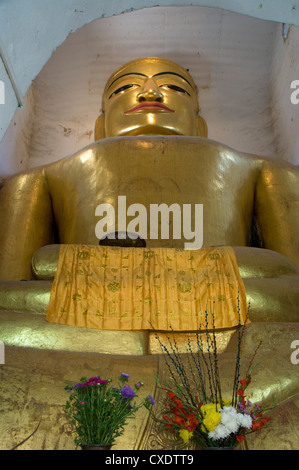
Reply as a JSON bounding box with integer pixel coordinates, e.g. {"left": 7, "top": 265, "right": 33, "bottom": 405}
{"left": 0, "top": 57, "right": 298, "bottom": 450}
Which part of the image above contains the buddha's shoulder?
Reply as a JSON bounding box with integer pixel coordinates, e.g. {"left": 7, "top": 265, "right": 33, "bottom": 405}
{"left": 80, "top": 135, "right": 256, "bottom": 156}
{"left": 45, "top": 136, "right": 265, "bottom": 167}
{"left": 7, "top": 137, "right": 297, "bottom": 181}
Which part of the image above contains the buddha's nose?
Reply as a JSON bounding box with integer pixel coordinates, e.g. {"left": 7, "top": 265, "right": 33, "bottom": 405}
{"left": 137, "top": 78, "right": 163, "bottom": 102}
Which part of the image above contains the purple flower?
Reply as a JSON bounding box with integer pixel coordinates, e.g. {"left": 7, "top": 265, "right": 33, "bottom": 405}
{"left": 121, "top": 373, "right": 130, "bottom": 379}
{"left": 148, "top": 395, "right": 155, "bottom": 405}
{"left": 120, "top": 385, "right": 135, "bottom": 400}
{"left": 237, "top": 401, "right": 247, "bottom": 412}
{"left": 74, "top": 383, "right": 82, "bottom": 389}
{"left": 79, "top": 401, "right": 85, "bottom": 404}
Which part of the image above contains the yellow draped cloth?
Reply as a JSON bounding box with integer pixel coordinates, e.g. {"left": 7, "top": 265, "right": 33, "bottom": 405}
{"left": 46, "top": 245, "right": 247, "bottom": 331}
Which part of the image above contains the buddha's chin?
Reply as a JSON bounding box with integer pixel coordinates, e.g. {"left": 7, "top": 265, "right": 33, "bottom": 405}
{"left": 120, "top": 125, "right": 180, "bottom": 137}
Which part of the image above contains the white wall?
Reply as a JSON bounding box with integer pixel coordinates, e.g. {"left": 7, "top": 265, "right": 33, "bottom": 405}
{"left": 0, "top": 86, "right": 35, "bottom": 175}
{"left": 0, "top": 55, "right": 19, "bottom": 146}
{"left": 270, "top": 25, "right": 299, "bottom": 165}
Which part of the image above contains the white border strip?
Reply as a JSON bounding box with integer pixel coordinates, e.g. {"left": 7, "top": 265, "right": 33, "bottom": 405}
{"left": 0, "top": 35, "right": 24, "bottom": 108}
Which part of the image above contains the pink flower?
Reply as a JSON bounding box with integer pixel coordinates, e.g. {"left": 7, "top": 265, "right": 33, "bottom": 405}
{"left": 81, "top": 378, "right": 108, "bottom": 387}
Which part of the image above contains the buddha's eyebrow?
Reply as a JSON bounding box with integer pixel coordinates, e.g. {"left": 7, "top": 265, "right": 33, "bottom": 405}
{"left": 107, "top": 73, "right": 147, "bottom": 91}
{"left": 152, "top": 72, "right": 194, "bottom": 89}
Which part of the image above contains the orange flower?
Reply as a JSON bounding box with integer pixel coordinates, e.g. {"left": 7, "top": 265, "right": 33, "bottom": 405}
{"left": 251, "top": 416, "right": 271, "bottom": 431}
{"left": 236, "top": 434, "right": 246, "bottom": 443}
{"left": 185, "top": 413, "right": 199, "bottom": 432}
{"left": 174, "top": 415, "right": 186, "bottom": 426}
{"left": 186, "top": 412, "right": 198, "bottom": 425}
{"left": 172, "top": 397, "right": 184, "bottom": 409}
{"left": 251, "top": 420, "right": 263, "bottom": 431}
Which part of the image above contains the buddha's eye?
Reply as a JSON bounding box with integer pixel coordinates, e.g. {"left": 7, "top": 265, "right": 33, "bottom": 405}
{"left": 162, "top": 84, "right": 190, "bottom": 96}
{"left": 109, "top": 84, "right": 137, "bottom": 99}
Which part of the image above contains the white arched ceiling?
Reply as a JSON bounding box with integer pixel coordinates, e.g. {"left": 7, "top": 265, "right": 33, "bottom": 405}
{"left": 1, "top": 0, "right": 299, "bottom": 143}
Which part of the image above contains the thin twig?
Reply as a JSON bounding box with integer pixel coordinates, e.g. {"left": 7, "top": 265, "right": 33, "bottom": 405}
{"left": 10, "top": 420, "right": 41, "bottom": 450}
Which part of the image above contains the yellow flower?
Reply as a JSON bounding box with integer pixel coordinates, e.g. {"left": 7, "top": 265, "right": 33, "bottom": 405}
{"left": 199, "top": 400, "right": 233, "bottom": 433}
{"left": 200, "top": 402, "right": 222, "bottom": 432}
{"left": 202, "top": 410, "right": 221, "bottom": 432}
{"left": 201, "top": 402, "right": 220, "bottom": 414}
{"left": 179, "top": 429, "right": 193, "bottom": 443}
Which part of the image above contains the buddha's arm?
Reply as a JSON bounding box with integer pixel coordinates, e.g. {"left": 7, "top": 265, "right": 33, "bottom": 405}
{"left": 254, "top": 160, "right": 299, "bottom": 266}
{"left": 0, "top": 169, "right": 55, "bottom": 280}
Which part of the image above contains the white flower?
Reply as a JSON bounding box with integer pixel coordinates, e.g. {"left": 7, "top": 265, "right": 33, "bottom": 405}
{"left": 237, "top": 413, "right": 252, "bottom": 429}
{"left": 208, "top": 406, "right": 252, "bottom": 441}
{"left": 220, "top": 414, "right": 239, "bottom": 433}
{"left": 208, "top": 424, "right": 230, "bottom": 440}
{"left": 219, "top": 407, "right": 240, "bottom": 433}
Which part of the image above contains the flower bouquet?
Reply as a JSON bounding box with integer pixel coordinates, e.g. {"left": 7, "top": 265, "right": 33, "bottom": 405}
{"left": 64, "top": 372, "right": 155, "bottom": 448}
{"left": 150, "top": 303, "right": 274, "bottom": 449}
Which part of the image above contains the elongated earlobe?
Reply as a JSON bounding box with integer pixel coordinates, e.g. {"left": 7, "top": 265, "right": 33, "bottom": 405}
{"left": 196, "top": 115, "right": 208, "bottom": 138}
{"left": 94, "top": 114, "right": 106, "bottom": 141}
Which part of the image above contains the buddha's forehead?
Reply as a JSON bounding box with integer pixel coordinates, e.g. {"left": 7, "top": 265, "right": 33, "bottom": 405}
{"left": 103, "top": 57, "right": 197, "bottom": 98}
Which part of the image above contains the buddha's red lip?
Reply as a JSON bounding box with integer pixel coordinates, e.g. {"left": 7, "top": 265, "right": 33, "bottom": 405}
{"left": 125, "top": 102, "right": 175, "bottom": 113}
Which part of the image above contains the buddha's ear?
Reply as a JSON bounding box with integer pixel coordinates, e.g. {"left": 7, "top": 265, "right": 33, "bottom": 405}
{"left": 196, "top": 114, "right": 208, "bottom": 138}
{"left": 94, "top": 114, "right": 106, "bottom": 141}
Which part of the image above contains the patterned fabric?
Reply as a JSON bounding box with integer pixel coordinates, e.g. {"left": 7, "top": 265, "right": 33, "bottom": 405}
{"left": 46, "top": 245, "right": 247, "bottom": 331}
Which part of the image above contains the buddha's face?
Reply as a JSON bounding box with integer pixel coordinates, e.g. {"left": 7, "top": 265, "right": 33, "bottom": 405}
{"left": 101, "top": 57, "right": 204, "bottom": 138}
